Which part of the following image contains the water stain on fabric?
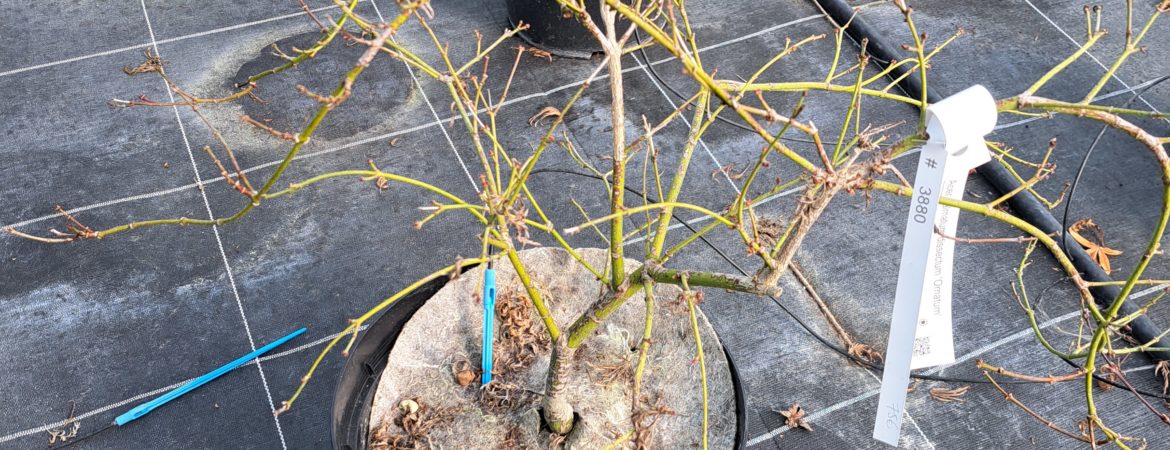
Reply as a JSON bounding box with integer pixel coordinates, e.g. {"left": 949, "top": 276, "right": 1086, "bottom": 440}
{"left": 231, "top": 31, "right": 413, "bottom": 141}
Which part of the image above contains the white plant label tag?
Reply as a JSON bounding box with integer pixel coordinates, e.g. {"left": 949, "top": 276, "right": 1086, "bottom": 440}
{"left": 873, "top": 85, "right": 996, "bottom": 447}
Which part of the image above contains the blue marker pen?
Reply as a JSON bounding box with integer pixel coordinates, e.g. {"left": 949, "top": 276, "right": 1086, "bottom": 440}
{"left": 481, "top": 265, "right": 497, "bottom": 385}
{"left": 58, "top": 328, "right": 308, "bottom": 449}
{"left": 115, "top": 327, "right": 306, "bottom": 426}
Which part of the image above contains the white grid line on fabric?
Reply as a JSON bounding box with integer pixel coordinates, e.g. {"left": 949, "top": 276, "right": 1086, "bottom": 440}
{"left": 0, "top": 5, "right": 339, "bottom": 78}
{"left": 0, "top": 325, "right": 367, "bottom": 444}
{"left": 138, "top": 2, "right": 287, "bottom": 448}
{"left": 366, "top": 0, "right": 479, "bottom": 194}
{"left": 746, "top": 310, "right": 1081, "bottom": 446}
{"left": 9, "top": 68, "right": 1151, "bottom": 233}
{"left": 1021, "top": 0, "right": 1168, "bottom": 124}
{"left": 633, "top": 54, "right": 742, "bottom": 193}
{"left": 4, "top": 11, "right": 826, "bottom": 231}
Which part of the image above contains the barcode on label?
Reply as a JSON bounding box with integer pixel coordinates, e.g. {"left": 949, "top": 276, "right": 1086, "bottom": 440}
{"left": 912, "top": 337, "right": 931, "bottom": 356}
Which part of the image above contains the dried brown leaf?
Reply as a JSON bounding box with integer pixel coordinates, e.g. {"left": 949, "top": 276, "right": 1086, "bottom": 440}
{"left": 847, "top": 343, "right": 884, "bottom": 364}
{"left": 1068, "top": 219, "right": 1122, "bottom": 274}
{"left": 453, "top": 360, "right": 475, "bottom": 387}
{"left": 515, "top": 45, "right": 553, "bottom": 62}
{"left": 1156, "top": 361, "right": 1169, "bottom": 395}
{"left": 711, "top": 163, "right": 749, "bottom": 181}
{"left": 775, "top": 404, "right": 812, "bottom": 431}
{"left": 123, "top": 49, "right": 165, "bottom": 75}
{"left": 587, "top": 358, "right": 632, "bottom": 385}
{"left": 528, "top": 106, "right": 562, "bottom": 127}
{"left": 929, "top": 385, "right": 971, "bottom": 402}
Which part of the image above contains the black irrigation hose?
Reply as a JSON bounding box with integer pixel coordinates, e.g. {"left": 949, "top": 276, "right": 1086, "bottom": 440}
{"left": 809, "top": 0, "right": 1170, "bottom": 368}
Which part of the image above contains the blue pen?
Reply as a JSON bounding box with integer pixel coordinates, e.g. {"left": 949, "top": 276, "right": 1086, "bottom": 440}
{"left": 481, "top": 264, "right": 497, "bottom": 385}
{"left": 57, "top": 328, "right": 307, "bottom": 448}
{"left": 115, "top": 327, "right": 307, "bottom": 426}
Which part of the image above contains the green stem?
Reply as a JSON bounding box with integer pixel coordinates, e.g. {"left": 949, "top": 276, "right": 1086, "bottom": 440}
{"left": 1082, "top": 8, "right": 1163, "bottom": 102}
{"left": 682, "top": 277, "right": 709, "bottom": 450}
{"left": 604, "top": 12, "right": 629, "bottom": 290}
{"left": 650, "top": 90, "right": 708, "bottom": 258}
{"left": 565, "top": 202, "right": 735, "bottom": 235}
{"left": 899, "top": 3, "right": 929, "bottom": 129}
{"left": 632, "top": 280, "right": 655, "bottom": 405}
{"left": 868, "top": 179, "right": 1105, "bottom": 324}
{"left": 504, "top": 245, "right": 561, "bottom": 341}
{"left": 1003, "top": 96, "right": 1169, "bottom": 119}
{"left": 646, "top": 264, "right": 780, "bottom": 297}
{"left": 97, "top": 23, "right": 402, "bottom": 240}
{"left": 245, "top": 0, "right": 359, "bottom": 86}
{"left": 566, "top": 276, "right": 643, "bottom": 348}
{"left": 1014, "top": 242, "right": 1081, "bottom": 359}
{"left": 1023, "top": 31, "right": 1105, "bottom": 96}
{"left": 720, "top": 81, "right": 921, "bottom": 107}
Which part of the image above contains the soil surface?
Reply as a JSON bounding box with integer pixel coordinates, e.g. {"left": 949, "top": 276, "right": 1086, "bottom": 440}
{"left": 369, "top": 248, "right": 736, "bottom": 449}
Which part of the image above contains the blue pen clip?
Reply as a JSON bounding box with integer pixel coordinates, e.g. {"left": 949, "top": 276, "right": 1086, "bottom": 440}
{"left": 481, "top": 268, "right": 497, "bottom": 385}
{"left": 114, "top": 327, "right": 306, "bottom": 426}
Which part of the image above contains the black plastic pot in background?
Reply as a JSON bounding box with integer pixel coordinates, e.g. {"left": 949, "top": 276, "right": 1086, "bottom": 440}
{"left": 332, "top": 269, "right": 748, "bottom": 449}
{"left": 506, "top": 0, "right": 604, "bottom": 59}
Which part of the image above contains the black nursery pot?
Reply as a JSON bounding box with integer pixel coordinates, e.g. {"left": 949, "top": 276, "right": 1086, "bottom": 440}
{"left": 330, "top": 274, "right": 450, "bottom": 450}
{"left": 506, "top": 0, "right": 605, "bottom": 59}
{"left": 331, "top": 270, "right": 749, "bottom": 449}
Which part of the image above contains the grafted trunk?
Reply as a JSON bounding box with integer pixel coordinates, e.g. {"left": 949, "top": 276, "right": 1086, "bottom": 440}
{"left": 542, "top": 335, "right": 577, "bottom": 435}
